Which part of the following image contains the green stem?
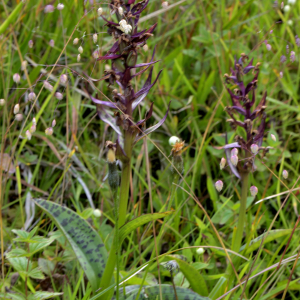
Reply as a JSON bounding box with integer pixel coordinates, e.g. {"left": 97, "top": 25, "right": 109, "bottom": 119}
{"left": 233, "top": 173, "right": 249, "bottom": 253}
{"left": 99, "top": 133, "right": 132, "bottom": 300}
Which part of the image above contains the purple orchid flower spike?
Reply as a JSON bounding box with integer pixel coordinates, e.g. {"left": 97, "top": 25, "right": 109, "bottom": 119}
{"left": 221, "top": 53, "right": 269, "bottom": 178}
{"left": 86, "top": 0, "right": 169, "bottom": 163}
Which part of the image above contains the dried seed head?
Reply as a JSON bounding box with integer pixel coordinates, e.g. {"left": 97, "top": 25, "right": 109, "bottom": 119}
{"left": 28, "top": 92, "right": 36, "bottom": 101}
{"left": 44, "top": 81, "right": 54, "bottom": 91}
{"left": 73, "top": 38, "right": 79, "bottom": 45}
{"left": 162, "top": 260, "right": 179, "bottom": 273}
{"left": 118, "top": 7, "right": 123, "bottom": 15}
{"left": 26, "top": 130, "right": 32, "bottom": 140}
{"left": 28, "top": 40, "right": 33, "bottom": 48}
{"left": 162, "top": 1, "right": 169, "bottom": 8}
{"left": 215, "top": 180, "right": 223, "bottom": 192}
{"left": 55, "top": 92, "right": 63, "bottom": 100}
{"left": 13, "top": 73, "right": 20, "bottom": 83}
{"left": 13, "top": 104, "right": 20, "bottom": 114}
{"left": 77, "top": 54, "right": 81, "bottom": 62}
{"left": 45, "top": 127, "right": 53, "bottom": 136}
{"left": 282, "top": 170, "right": 288, "bottom": 179}
{"left": 230, "top": 154, "right": 238, "bottom": 166}
{"left": 60, "top": 74, "right": 68, "bottom": 84}
{"left": 52, "top": 119, "right": 56, "bottom": 127}
{"left": 271, "top": 134, "right": 276, "bottom": 141}
{"left": 250, "top": 186, "right": 258, "bottom": 197}
{"left": 57, "top": 3, "right": 64, "bottom": 10}
{"left": 44, "top": 4, "right": 55, "bottom": 13}
{"left": 78, "top": 46, "right": 83, "bottom": 53}
{"left": 142, "top": 44, "right": 149, "bottom": 52}
{"left": 21, "top": 60, "right": 27, "bottom": 70}
{"left": 93, "top": 33, "right": 98, "bottom": 43}
{"left": 97, "top": 7, "right": 103, "bottom": 16}
{"left": 251, "top": 144, "right": 259, "bottom": 154}
{"left": 220, "top": 157, "right": 226, "bottom": 170}
{"left": 93, "top": 209, "right": 102, "bottom": 217}
{"left": 169, "top": 136, "right": 180, "bottom": 146}
{"left": 15, "top": 114, "right": 23, "bottom": 121}
{"left": 49, "top": 39, "right": 55, "bottom": 47}
{"left": 231, "top": 148, "right": 238, "bottom": 156}
{"left": 0, "top": 99, "right": 5, "bottom": 106}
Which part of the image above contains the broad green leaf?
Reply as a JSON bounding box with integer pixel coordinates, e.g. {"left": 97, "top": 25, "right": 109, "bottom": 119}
{"left": 28, "top": 292, "right": 63, "bottom": 300}
{"left": 118, "top": 211, "right": 173, "bottom": 246}
{"left": 112, "top": 285, "right": 211, "bottom": 300}
{"left": 165, "top": 255, "right": 209, "bottom": 297}
{"left": 0, "top": 293, "right": 25, "bottom": 300}
{"left": 34, "top": 199, "right": 108, "bottom": 291}
{"left": 38, "top": 258, "right": 55, "bottom": 276}
{"left": 6, "top": 248, "right": 28, "bottom": 258}
{"left": 239, "top": 229, "right": 295, "bottom": 254}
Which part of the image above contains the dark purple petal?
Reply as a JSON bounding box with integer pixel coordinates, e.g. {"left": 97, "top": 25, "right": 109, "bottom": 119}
{"left": 91, "top": 96, "right": 118, "bottom": 109}
{"left": 132, "top": 65, "right": 151, "bottom": 78}
{"left": 253, "top": 113, "right": 266, "bottom": 146}
{"left": 231, "top": 106, "right": 246, "bottom": 116}
{"left": 134, "top": 101, "right": 170, "bottom": 143}
{"left": 225, "top": 148, "right": 241, "bottom": 179}
{"left": 243, "top": 58, "right": 254, "bottom": 74}
{"left": 130, "top": 60, "right": 160, "bottom": 68}
{"left": 131, "top": 0, "right": 149, "bottom": 15}
{"left": 128, "top": 0, "right": 135, "bottom": 4}
{"left": 226, "top": 88, "right": 243, "bottom": 108}
{"left": 96, "top": 105, "right": 122, "bottom": 136}
{"left": 250, "top": 91, "right": 267, "bottom": 120}
{"left": 131, "top": 29, "right": 147, "bottom": 39}
{"left": 120, "top": 68, "right": 132, "bottom": 87}
{"left": 223, "top": 142, "right": 241, "bottom": 150}
{"left": 101, "top": 15, "right": 119, "bottom": 26}
{"left": 237, "top": 81, "right": 246, "bottom": 96}
{"left": 110, "top": 41, "right": 120, "bottom": 54}
{"left": 135, "top": 102, "right": 154, "bottom": 126}
{"left": 97, "top": 54, "right": 122, "bottom": 61}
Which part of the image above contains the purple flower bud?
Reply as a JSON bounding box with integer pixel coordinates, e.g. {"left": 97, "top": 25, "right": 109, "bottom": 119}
{"left": 281, "top": 2, "right": 284, "bottom": 9}
{"left": 250, "top": 186, "right": 258, "bottom": 197}
{"left": 28, "top": 92, "right": 36, "bottom": 101}
{"left": 30, "top": 124, "right": 36, "bottom": 133}
{"left": 13, "top": 73, "right": 20, "bottom": 83}
{"left": 55, "top": 92, "right": 63, "bottom": 100}
{"left": 290, "top": 51, "right": 296, "bottom": 62}
{"left": 32, "top": 117, "right": 37, "bottom": 126}
{"left": 280, "top": 55, "right": 286, "bottom": 63}
{"left": 271, "top": 134, "right": 276, "bottom": 141}
{"left": 282, "top": 170, "right": 288, "bottom": 179}
{"left": 60, "top": 74, "right": 68, "bottom": 84}
{"left": 57, "top": 3, "right": 64, "bottom": 10}
{"left": 296, "top": 37, "right": 300, "bottom": 47}
{"left": 52, "top": 119, "right": 56, "bottom": 127}
{"left": 251, "top": 144, "right": 259, "bottom": 154}
{"left": 266, "top": 44, "right": 272, "bottom": 51}
{"left": 286, "top": 45, "right": 289, "bottom": 54}
{"left": 280, "top": 71, "right": 283, "bottom": 78}
{"left": 220, "top": 157, "right": 226, "bottom": 170}
{"left": 21, "top": 60, "right": 27, "bottom": 70}
{"left": 44, "top": 81, "right": 53, "bottom": 91}
{"left": 13, "top": 104, "right": 20, "bottom": 114}
{"left": 93, "top": 50, "right": 99, "bottom": 59}
{"left": 162, "top": 1, "right": 169, "bottom": 8}
{"left": 45, "top": 127, "right": 53, "bottom": 136}
{"left": 49, "top": 39, "right": 55, "bottom": 47}
{"left": 15, "top": 114, "right": 23, "bottom": 121}
{"left": 215, "top": 180, "right": 223, "bottom": 192}
{"left": 230, "top": 154, "right": 238, "bottom": 166}
{"left": 270, "top": 30, "right": 273, "bottom": 34}
{"left": 26, "top": 130, "right": 32, "bottom": 140}
{"left": 231, "top": 148, "right": 238, "bottom": 156}
{"left": 44, "top": 5, "right": 55, "bottom": 13}
{"left": 28, "top": 40, "right": 33, "bottom": 48}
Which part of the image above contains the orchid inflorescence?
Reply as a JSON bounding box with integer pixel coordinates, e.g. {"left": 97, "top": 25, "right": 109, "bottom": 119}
{"left": 86, "top": 0, "right": 170, "bottom": 166}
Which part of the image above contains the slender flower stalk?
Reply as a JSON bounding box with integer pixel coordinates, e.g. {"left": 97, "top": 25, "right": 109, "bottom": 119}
{"left": 86, "top": 1, "right": 170, "bottom": 298}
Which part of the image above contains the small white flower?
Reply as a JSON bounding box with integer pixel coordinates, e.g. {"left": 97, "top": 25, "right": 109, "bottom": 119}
{"left": 251, "top": 144, "right": 259, "bottom": 154}
{"left": 32, "top": 117, "right": 37, "bottom": 126}
{"left": 44, "top": 5, "right": 55, "bottom": 13}
{"left": 220, "top": 157, "right": 226, "bottom": 170}
{"left": 230, "top": 154, "right": 238, "bottom": 166}
{"left": 266, "top": 44, "right": 272, "bottom": 51}
{"left": 78, "top": 46, "right": 83, "bottom": 53}
{"left": 55, "top": 92, "right": 63, "bottom": 100}
{"left": 73, "top": 38, "right": 79, "bottom": 45}
{"left": 283, "top": 170, "right": 288, "bottom": 179}
{"left": 231, "top": 148, "right": 238, "bottom": 156}
{"left": 28, "top": 40, "right": 33, "bottom": 48}
{"left": 271, "top": 134, "right": 276, "bottom": 142}
{"left": 77, "top": 54, "right": 81, "bottom": 62}
{"left": 60, "top": 74, "right": 68, "bottom": 84}
{"left": 196, "top": 248, "right": 205, "bottom": 255}
{"left": 93, "top": 209, "right": 102, "bottom": 217}
{"left": 215, "top": 180, "right": 223, "bottom": 192}
{"left": 250, "top": 186, "right": 258, "bottom": 197}
{"left": 49, "top": 39, "right": 55, "bottom": 47}
{"left": 57, "top": 3, "right": 64, "bottom": 10}
{"left": 13, "top": 104, "right": 20, "bottom": 114}
{"left": 93, "top": 50, "right": 99, "bottom": 59}
{"left": 30, "top": 124, "right": 36, "bottom": 133}
{"left": 28, "top": 92, "right": 36, "bottom": 101}
{"left": 97, "top": 7, "right": 103, "bottom": 16}
{"left": 52, "top": 119, "right": 56, "bottom": 127}
{"left": 280, "top": 71, "right": 283, "bottom": 78}
{"left": 105, "top": 64, "right": 111, "bottom": 71}
{"left": 13, "top": 73, "right": 21, "bottom": 83}
{"left": 117, "top": 19, "right": 132, "bottom": 34}
{"left": 118, "top": 7, "right": 123, "bottom": 15}
{"left": 0, "top": 99, "right": 5, "bottom": 106}
{"left": 44, "top": 81, "right": 53, "bottom": 92}
{"left": 143, "top": 44, "right": 149, "bottom": 52}
{"left": 15, "top": 114, "right": 23, "bottom": 121}
{"left": 26, "top": 130, "right": 32, "bottom": 140}
{"left": 93, "top": 33, "right": 98, "bottom": 44}
{"left": 45, "top": 127, "right": 53, "bottom": 136}
{"left": 169, "top": 136, "right": 180, "bottom": 146}
{"left": 287, "top": 20, "right": 293, "bottom": 26}
{"left": 284, "top": 5, "right": 291, "bottom": 12}
{"left": 21, "top": 60, "right": 27, "bottom": 70}
{"left": 162, "top": 1, "right": 169, "bottom": 8}
{"left": 288, "top": 0, "right": 296, "bottom": 4}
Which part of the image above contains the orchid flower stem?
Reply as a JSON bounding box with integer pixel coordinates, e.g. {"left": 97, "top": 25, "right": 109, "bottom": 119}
{"left": 99, "top": 133, "right": 133, "bottom": 300}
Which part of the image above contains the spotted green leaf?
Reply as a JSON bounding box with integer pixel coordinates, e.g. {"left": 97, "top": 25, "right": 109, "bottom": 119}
{"left": 112, "top": 285, "right": 211, "bottom": 300}
{"left": 34, "top": 199, "right": 108, "bottom": 291}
